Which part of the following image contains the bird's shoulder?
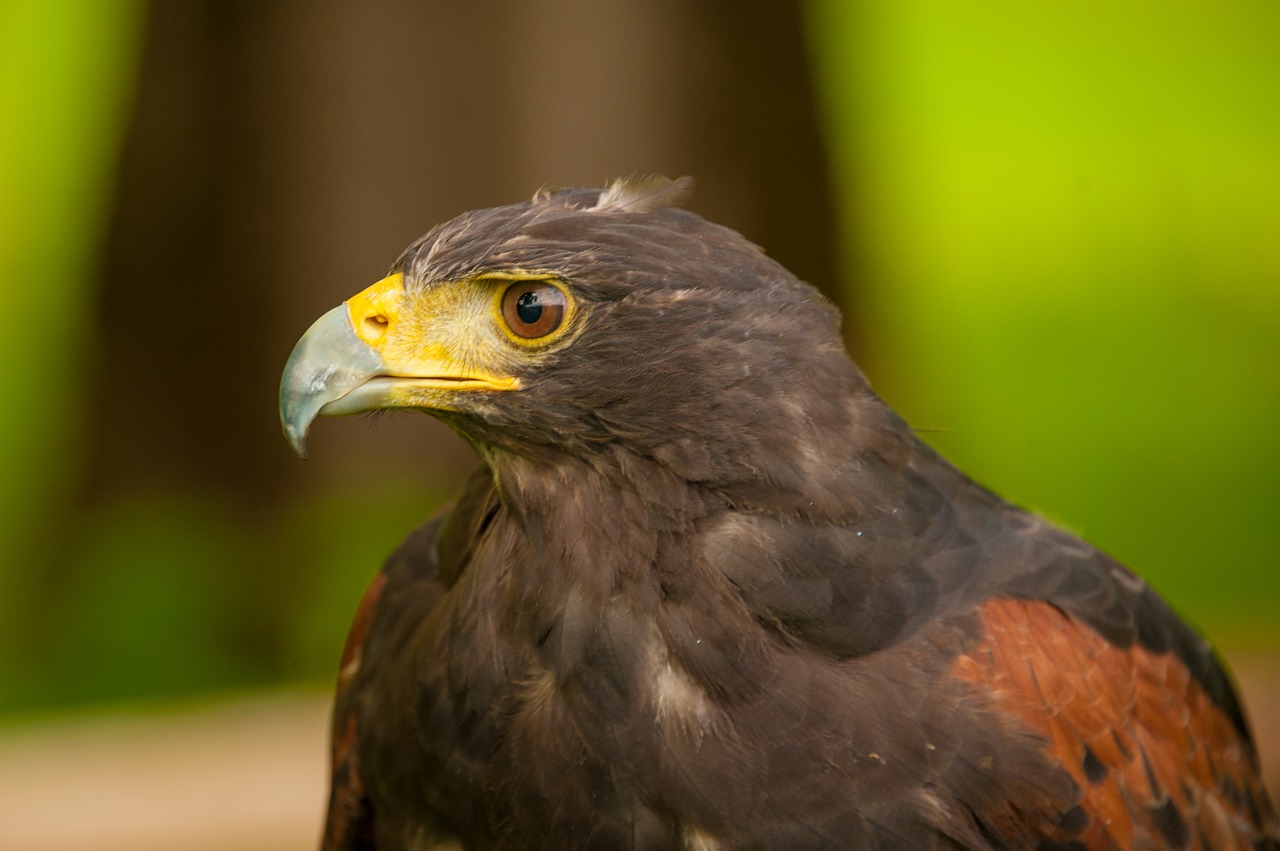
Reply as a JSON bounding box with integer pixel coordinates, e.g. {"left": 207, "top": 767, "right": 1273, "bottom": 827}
{"left": 709, "top": 438, "right": 1229, "bottom": 692}
{"left": 702, "top": 439, "right": 1278, "bottom": 846}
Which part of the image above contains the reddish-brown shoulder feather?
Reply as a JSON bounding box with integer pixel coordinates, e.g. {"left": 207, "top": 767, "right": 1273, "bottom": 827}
{"left": 322, "top": 570, "right": 388, "bottom": 851}
{"left": 953, "top": 598, "right": 1278, "bottom": 849}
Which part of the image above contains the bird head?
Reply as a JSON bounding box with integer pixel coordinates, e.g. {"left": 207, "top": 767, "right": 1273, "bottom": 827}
{"left": 280, "top": 177, "right": 873, "bottom": 498}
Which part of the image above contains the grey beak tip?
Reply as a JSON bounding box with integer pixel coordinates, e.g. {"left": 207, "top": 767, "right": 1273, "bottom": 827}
{"left": 283, "top": 424, "right": 310, "bottom": 460}
{"left": 280, "top": 303, "right": 385, "bottom": 458}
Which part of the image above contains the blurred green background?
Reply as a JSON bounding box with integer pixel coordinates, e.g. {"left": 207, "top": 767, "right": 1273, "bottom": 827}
{"left": 1, "top": 0, "right": 1277, "bottom": 722}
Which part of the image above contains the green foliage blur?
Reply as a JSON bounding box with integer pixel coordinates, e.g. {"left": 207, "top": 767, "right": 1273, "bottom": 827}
{"left": 0, "top": 1, "right": 1276, "bottom": 717}
{"left": 0, "top": 1, "right": 144, "bottom": 709}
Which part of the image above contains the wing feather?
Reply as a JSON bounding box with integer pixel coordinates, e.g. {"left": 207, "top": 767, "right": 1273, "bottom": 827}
{"left": 953, "top": 598, "right": 1278, "bottom": 849}
{"left": 321, "top": 467, "right": 498, "bottom": 850}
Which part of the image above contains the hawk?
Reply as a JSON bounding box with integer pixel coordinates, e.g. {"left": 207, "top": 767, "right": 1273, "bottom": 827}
{"left": 280, "top": 177, "right": 1276, "bottom": 850}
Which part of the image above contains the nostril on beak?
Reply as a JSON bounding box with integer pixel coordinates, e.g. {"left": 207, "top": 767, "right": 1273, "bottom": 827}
{"left": 346, "top": 273, "right": 405, "bottom": 347}
{"left": 361, "top": 312, "right": 389, "bottom": 341}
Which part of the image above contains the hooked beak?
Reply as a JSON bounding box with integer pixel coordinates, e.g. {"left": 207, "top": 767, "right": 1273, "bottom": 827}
{"left": 278, "top": 273, "right": 519, "bottom": 458}
{"left": 278, "top": 302, "right": 386, "bottom": 458}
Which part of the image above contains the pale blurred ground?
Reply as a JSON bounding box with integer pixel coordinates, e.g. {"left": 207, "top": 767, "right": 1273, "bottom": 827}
{"left": 0, "top": 691, "right": 328, "bottom": 851}
{"left": 0, "top": 659, "right": 1277, "bottom": 850}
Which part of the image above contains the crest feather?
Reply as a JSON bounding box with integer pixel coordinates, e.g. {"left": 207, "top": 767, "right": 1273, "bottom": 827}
{"left": 588, "top": 175, "right": 694, "bottom": 213}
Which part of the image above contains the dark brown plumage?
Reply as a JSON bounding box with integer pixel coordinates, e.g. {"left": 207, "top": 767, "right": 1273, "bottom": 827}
{"left": 279, "top": 178, "right": 1277, "bottom": 850}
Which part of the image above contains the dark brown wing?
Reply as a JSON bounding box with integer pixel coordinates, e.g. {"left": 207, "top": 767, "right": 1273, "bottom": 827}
{"left": 322, "top": 569, "right": 387, "bottom": 851}
{"left": 953, "top": 598, "right": 1278, "bottom": 849}
{"left": 320, "top": 467, "right": 498, "bottom": 851}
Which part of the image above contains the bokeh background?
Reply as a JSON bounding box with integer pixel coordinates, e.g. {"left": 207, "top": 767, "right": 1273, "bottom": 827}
{"left": 1, "top": 1, "right": 1277, "bottom": 848}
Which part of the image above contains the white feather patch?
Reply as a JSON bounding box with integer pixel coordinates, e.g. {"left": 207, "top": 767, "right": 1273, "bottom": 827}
{"left": 682, "top": 825, "right": 723, "bottom": 851}
{"left": 588, "top": 175, "right": 694, "bottom": 213}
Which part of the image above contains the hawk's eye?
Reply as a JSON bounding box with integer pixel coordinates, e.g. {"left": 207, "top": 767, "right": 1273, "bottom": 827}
{"left": 501, "top": 282, "right": 566, "bottom": 339}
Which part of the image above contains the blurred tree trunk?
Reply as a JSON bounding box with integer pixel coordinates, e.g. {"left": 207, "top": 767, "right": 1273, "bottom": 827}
{"left": 56, "top": 0, "right": 846, "bottom": 699}
{"left": 84, "top": 0, "right": 841, "bottom": 506}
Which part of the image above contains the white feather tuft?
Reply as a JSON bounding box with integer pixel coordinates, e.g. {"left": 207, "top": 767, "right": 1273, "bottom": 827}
{"left": 588, "top": 175, "right": 694, "bottom": 213}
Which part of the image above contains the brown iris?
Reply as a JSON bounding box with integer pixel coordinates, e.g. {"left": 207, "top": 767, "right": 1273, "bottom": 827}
{"left": 501, "top": 282, "right": 567, "bottom": 339}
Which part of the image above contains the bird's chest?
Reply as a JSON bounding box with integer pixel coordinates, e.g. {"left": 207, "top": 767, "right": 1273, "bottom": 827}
{"left": 394, "top": 597, "right": 710, "bottom": 845}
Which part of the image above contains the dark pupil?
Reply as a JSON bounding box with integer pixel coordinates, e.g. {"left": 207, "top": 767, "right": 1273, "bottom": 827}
{"left": 516, "top": 290, "right": 543, "bottom": 325}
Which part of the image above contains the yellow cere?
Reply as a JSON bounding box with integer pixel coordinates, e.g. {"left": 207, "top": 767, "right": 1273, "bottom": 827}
{"left": 345, "top": 273, "right": 406, "bottom": 349}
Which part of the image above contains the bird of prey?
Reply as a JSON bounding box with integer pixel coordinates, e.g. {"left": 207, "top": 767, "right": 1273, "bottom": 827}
{"left": 280, "top": 177, "right": 1276, "bottom": 850}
